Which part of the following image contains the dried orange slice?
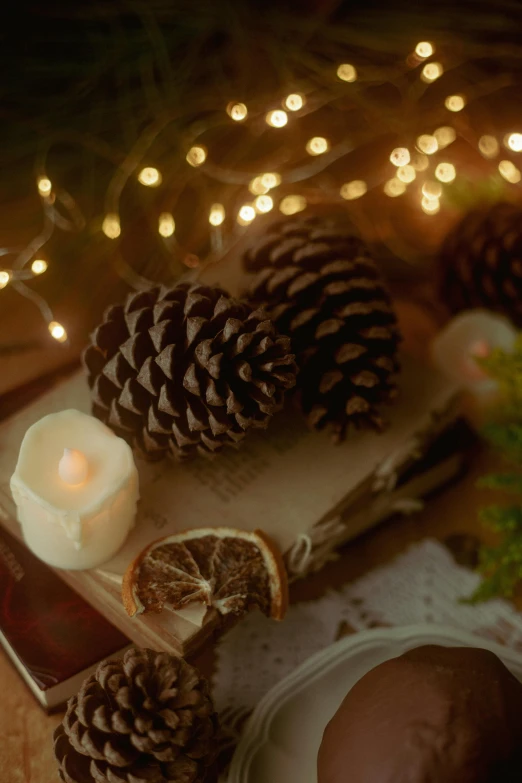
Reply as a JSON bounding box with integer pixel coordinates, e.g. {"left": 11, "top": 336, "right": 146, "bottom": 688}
{"left": 122, "top": 527, "right": 288, "bottom": 621}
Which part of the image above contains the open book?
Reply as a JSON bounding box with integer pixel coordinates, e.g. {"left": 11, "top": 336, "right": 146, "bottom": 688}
{"left": 0, "top": 353, "right": 461, "bottom": 656}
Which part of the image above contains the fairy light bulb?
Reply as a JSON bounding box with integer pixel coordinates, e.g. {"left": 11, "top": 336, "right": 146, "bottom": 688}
{"left": 421, "top": 196, "right": 440, "bottom": 214}
{"left": 284, "top": 93, "right": 305, "bottom": 111}
{"left": 102, "top": 213, "right": 121, "bottom": 239}
{"left": 340, "top": 180, "right": 367, "bottom": 200}
{"left": 416, "top": 134, "right": 439, "bottom": 154}
{"left": 412, "top": 153, "right": 429, "bottom": 171}
{"left": 337, "top": 63, "right": 357, "bottom": 82}
{"left": 226, "top": 102, "right": 248, "bottom": 121}
{"left": 137, "top": 167, "right": 162, "bottom": 187}
{"left": 280, "top": 195, "right": 307, "bottom": 215}
{"left": 31, "top": 259, "right": 48, "bottom": 275}
{"left": 445, "top": 94, "right": 466, "bottom": 112}
{"left": 209, "top": 203, "right": 225, "bottom": 226}
{"left": 435, "top": 162, "right": 456, "bottom": 183}
{"left": 306, "top": 137, "right": 329, "bottom": 155}
{"left": 397, "top": 165, "right": 416, "bottom": 183}
{"left": 478, "top": 135, "right": 499, "bottom": 158}
{"left": 254, "top": 195, "right": 274, "bottom": 213}
{"left": 422, "top": 180, "right": 442, "bottom": 200}
{"left": 421, "top": 62, "right": 443, "bottom": 82}
{"left": 0, "top": 271, "right": 10, "bottom": 289}
{"left": 434, "top": 126, "right": 456, "bottom": 148}
{"left": 237, "top": 205, "right": 256, "bottom": 225}
{"left": 158, "top": 213, "right": 175, "bottom": 237}
{"left": 48, "top": 321, "right": 67, "bottom": 342}
{"left": 208, "top": 206, "right": 225, "bottom": 228}
{"left": 499, "top": 160, "right": 521, "bottom": 183}
{"left": 506, "top": 133, "right": 522, "bottom": 152}
{"left": 37, "top": 176, "right": 52, "bottom": 196}
{"left": 186, "top": 145, "right": 207, "bottom": 167}
{"left": 266, "top": 110, "right": 288, "bottom": 128}
{"left": 384, "top": 178, "right": 406, "bottom": 197}
{"left": 390, "top": 148, "right": 411, "bottom": 167}
{"left": 415, "top": 41, "right": 434, "bottom": 58}
{"left": 260, "top": 172, "right": 281, "bottom": 189}
{"left": 249, "top": 177, "right": 269, "bottom": 195}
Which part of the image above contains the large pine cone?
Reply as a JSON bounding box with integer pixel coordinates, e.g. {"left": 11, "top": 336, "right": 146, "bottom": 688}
{"left": 245, "top": 216, "right": 401, "bottom": 440}
{"left": 83, "top": 282, "right": 297, "bottom": 461}
{"left": 438, "top": 201, "right": 522, "bottom": 326}
{"left": 54, "top": 647, "right": 218, "bottom": 783}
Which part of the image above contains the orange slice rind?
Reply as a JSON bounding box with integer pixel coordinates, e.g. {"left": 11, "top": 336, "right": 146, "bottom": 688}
{"left": 122, "top": 527, "right": 288, "bottom": 622}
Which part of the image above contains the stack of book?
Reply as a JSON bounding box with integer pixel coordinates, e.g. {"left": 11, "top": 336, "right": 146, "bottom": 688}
{"left": 0, "top": 523, "right": 129, "bottom": 711}
{"left": 0, "top": 351, "right": 464, "bottom": 661}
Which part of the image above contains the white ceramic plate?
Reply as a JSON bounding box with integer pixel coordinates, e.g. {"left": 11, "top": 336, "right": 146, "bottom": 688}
{"left": 227, "top": 624, "right": 522, "bottom": 783}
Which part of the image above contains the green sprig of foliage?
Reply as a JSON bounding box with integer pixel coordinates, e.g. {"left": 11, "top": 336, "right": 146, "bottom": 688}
{"left": 470, "top": 336, "right": 522, "bottom": 602}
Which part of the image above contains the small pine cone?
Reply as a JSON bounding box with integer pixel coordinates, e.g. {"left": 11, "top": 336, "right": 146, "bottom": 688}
{"left": 245, "top": 216, "right": 401, "bottom": 441}
{"left": 83, "top": 282, "right": 297, "bottom": 461}
{"left": 438, "top": 201, "right": 522, "bottom": 326}
{"left": 54, "top": 647, "right": 218, "bottom": 783}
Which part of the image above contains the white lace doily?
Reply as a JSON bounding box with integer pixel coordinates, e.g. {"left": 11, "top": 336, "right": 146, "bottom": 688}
{"left": 213, "top": 538, "right": 522, "bottom": 735}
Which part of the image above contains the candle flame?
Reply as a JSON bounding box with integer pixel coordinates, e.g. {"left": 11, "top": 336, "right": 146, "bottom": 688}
{"left": 59, "top": 448, "right": 89, "bottom": 486}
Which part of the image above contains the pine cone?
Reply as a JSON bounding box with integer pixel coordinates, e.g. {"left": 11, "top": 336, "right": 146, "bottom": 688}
{"left": 54, "top": 647, "right": 218, "bottom": 783}
{"left": 245, "top": 216, "right": 400, "bottom": 440}
{"left": 83, "top": 282, "right": 297, "bottom": 461}
{"left": 438, "top": 201, "right": 522, "bottom": 326}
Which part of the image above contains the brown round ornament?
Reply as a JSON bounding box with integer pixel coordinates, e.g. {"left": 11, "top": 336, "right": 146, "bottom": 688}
{"left": 318, "top": 644, "right": 522, "bottom": 783}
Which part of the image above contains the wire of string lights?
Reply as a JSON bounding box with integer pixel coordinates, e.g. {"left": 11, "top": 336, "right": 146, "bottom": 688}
{"left": 2, "top": 38, "right": 521, "bottom": 342}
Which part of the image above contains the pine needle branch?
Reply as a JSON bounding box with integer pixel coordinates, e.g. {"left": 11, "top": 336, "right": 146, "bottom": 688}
{"left": 470, "top": 335, "right": 522, "bottom": 602}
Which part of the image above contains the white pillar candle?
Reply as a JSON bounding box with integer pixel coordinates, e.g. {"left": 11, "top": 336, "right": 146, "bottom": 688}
{"left": 431, "top": 310, "right": 517, "bottom": 428}
{"left": 431, "top": 310, "right": 517, "bottom": 395}
{"left": 10, "top": 409, "right": 139, "bottom": 570}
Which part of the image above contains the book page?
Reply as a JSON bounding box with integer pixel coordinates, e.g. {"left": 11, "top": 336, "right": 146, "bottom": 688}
{"left": 0, "top": 356, "right": 458, "bottom": 576}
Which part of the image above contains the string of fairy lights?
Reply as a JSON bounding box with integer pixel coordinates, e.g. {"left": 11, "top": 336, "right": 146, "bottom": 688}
{"left": 2, "top": 38, "right": 522, "bottom": 344}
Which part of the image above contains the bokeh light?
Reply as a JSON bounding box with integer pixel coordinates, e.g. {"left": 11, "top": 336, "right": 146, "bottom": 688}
{"left": 209, "top": 204, "right": 226, "bottom": 226}
{"left": 340, "top": 180, "right": 367, "bottom": 200}
{"left": 445, "top": 95, "right": 466, "bottom": 112}
{"left": 31, "top": 259, "right": 48, "bottom": 275}
{"left": 421, "top": 62, "right": 443, "bottom": 82}
{"left": 306, "top": 137, "right": 329, "bottom": 155}
{"left": 227, "top": 102, "right": 248, "bottom": 121}
{"left": 158, "top": 213, "right": 175, "bottom": 237}
{"left": 266, "top": 110, "right": 288, "bottom": 128}
{"left": 390, "top": 148, "right": 411, "bottom": 167}
{"left": 415, "top": 42, "right": 434, "bottom": 58}
{"left": 478, "top": 135, "right": 499, "bottom": 158}
{"left": 102, "top": 214, "right": 121, "bottom": 239}
{"left": 384, "top": 178, "right": 406, "bottom": 197}
{"left": 138, "top": 167, "right": 162, "bottom": 187}
{"left": 284, "top": 94, "right": 305, "bottom": 111}
{"left": 186, "top": 146, "right": 207, "bottom": 166}
{"left": 280, "top": 195, "right": 307, "bottom": 214}
{"left": 416, "top": 134, "right": 439, "bottom": 154}
{"left": 49, "top": 321, "right": 67, "bottom": 342}
{"left": 337, "top": 63, "right": 357, "bottom": 82}
{"left": 435, "top": 162, "right": 456, "bottom": 183}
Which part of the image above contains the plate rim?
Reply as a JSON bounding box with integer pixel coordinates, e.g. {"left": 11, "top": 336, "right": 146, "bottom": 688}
{"left": 227, "top": 623, "right": 522, "bottom": 783}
